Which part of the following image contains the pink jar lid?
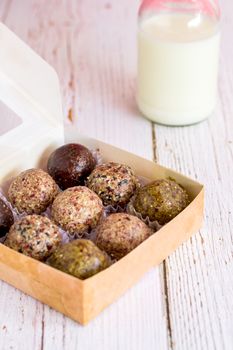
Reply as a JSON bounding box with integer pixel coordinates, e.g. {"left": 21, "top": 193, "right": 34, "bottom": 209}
{"left": 139, "top": 0, "right": 220, "bottom": 18}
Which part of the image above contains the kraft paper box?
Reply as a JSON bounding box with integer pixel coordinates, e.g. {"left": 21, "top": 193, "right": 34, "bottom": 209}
{"left": 0, "top": 23, "right": 204, "bottom": 325}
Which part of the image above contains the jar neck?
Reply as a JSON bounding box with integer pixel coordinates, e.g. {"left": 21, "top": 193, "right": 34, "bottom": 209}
{"left": 139, "top": 0, "right": 220, "bottom": 19}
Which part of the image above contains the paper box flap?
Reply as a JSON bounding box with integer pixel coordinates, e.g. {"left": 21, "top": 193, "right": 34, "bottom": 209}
{"left": 0, "top": 22, "right": 63, "bottom": 127}
{"left": 0, "top": 22, "right": 64, "bottom": 180}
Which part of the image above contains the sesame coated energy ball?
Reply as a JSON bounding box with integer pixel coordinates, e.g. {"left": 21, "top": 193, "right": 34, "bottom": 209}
{"left": 8, "top": 169, "right": 59, "bottom": 214}
{"left": 47, "top": 143, "right": 96, "bottom": 190}
{"left": 4, "top": 215, "right": 62, "bottom": 260}
{"left": 132, "top": 179, "right": 189, "bottom": 225}
{"left": 0, "top": 198, "right": 14, "bottom": 238}
{"left": 86, "top": 162, "right": 138, "bottom": 207}
{"left": 51, "top": 186, "right": 104, "bottom": 235}
{"left": 47, "top": 239, "right": 111, "bottom": 280}
{"left": 95, "top": 213, "right": 153, "bottom": 260}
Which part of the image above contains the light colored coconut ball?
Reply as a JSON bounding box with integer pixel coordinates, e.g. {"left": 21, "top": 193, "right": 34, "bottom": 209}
{"left": 51, "top": 186, "right": 104, "bottom": 235}
{"left": 4, "top": 215, "right": 62, "bottom": 260}
{"left": 8, "top": 169, "right": 59, "bottom": 214}
{"left": 95, "top": 213, "right": 153, "bottom": 260}
{"left": 86, "top": 162, "right": 138, "bottom": 207}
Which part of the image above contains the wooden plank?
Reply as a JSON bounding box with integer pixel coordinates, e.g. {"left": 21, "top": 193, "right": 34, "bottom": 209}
{"left": 0, "top": 0, "right": 169, "bottom": 349}
{"left": 0, "top": 2, "right": 44, "bottom": 350}
{"left": 154, "top": 1, "right": 233, "bottom": 348}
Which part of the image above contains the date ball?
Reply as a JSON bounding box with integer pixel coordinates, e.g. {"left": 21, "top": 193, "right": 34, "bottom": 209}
{"left": 4, "top": 215, "right": 62, "bottom": 260}
{"left": 95, "top": 213, "right": 153, "bottom": 260}
{"left": 47, "top": 239, "right": 111, "bottom": 280}
{"left": 47, "top": 143, "right": 96, "bottom": 190}
{"left": 0, "top": 198, "right": 14, "bottom": 238}
{"left": 8, "top": 169, "right": 59, "bottom": 214}
{"left": 132, "top": 179, "right": 189, "bottom": 225}
{"left": 87, "top": 162, "right": 138, "bottom": 207}
{"left": 51, "top": 186, "right": 103, "bottom": 235}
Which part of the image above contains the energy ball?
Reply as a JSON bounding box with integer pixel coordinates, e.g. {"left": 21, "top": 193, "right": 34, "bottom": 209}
{"left": 47, "top": 143, "right": 96, "bottom": 190}
{"left": 51, "top": 186, "right": 103, "bottom": 235}
{"left": 132, "top": 179, "right": 189, "bottom": 225}
{"left": 87, "top": 162, "right": 138, "bottom": 207}
{"left": 8, "top": 169, "right": 59, "bottom": 214}
{"left": 95, "top": 213, "right": 153, "bottom": 260}
{"left": 4, "top": 215, "right": 62, "bottom": 260}
{"left": 0, "top": 198, "right": 14, "bottom": 238}
{"left": 47, "top": 239, "right": 111, "bottom": 280}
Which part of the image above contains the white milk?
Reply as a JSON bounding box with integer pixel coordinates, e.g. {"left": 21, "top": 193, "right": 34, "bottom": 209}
{"left": 137, "top": 13, "right": 220, "bottom": 125}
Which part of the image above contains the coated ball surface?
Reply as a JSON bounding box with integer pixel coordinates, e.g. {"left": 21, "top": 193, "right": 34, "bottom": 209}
{"left": 87, "top": 162, "right": 138, "bottom": 207}
{"left": 132, "top": 179, "right": 189, "bottom": 225}
{"left": 51, "top": 186, "right": 103, "bottom": 235}
{"left": 95, "top": 213, "right": 153, "bottom": 260}
{"left": 8, "top": 169, "right": 59, "bottom": 214}
{"left": 47, "top": 239, "right": 111, "bottom": 280}
{"left": 0, "top": 198, "right": 14, "bottom": 238}
{"left": 47, "top": 143, "right": 96, "bottom": 190}
{"left": 4, "top": 215, "right": 62, "bottom": 260}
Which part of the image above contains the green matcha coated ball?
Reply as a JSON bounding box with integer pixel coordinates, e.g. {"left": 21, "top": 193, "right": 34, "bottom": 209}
{"left": 46, "top": 239, "right": 111, "bottom": 280}
{"left": 132, "top": 179, "right": 189, "bottom": 225}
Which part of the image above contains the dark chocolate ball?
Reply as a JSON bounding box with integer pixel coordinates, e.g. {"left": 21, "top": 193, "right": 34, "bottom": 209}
{"left": 0, "top": 198, "right": 14, "bottom": 238}
{"left": 47, "top": 143, "right": 96, "bottom": 190}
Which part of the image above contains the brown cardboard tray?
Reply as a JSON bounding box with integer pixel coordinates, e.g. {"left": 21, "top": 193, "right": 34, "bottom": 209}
{"left": 0, "top": 134, "right": 204, "bottom": 325}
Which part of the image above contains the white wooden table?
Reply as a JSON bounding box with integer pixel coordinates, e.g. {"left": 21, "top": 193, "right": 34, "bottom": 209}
{"left": 0, "top": 1, "right": 232, "bottom": 349}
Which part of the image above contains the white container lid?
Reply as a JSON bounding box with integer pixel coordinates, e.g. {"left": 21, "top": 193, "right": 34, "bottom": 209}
{"left": 0, "top": 22, "right": 64, "bottom": 181}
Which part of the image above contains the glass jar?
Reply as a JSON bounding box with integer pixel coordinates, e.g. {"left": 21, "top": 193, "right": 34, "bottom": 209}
{"left": 137, "top": 0, "right": 221, "bottom": 126}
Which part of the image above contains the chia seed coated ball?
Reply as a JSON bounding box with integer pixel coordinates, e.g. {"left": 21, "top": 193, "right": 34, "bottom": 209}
{"left": 47, "top": 239, "right": 111, "bottom": 280}
{"left": 95, "top": 213, "right": 153, "bottom": 260}
{"left": 4, "top": 215, "right": 62, "bottom": 260}
{"left": 132, "top": 179, "right": 189, "bottom": 225}
{"left": 86, "top": 162, "right": 138, "bottom": 207}
{"left": 47, "top": 143, "right": 96, "bottom": 190}
{"left": 0, "top": 198, "right": 14, "bottom": 238}
{"left": 8, "top": 169, "right": 59, "bottom": 214}
{"left": 51, "top": 186, "right": 103, "bottom": 235}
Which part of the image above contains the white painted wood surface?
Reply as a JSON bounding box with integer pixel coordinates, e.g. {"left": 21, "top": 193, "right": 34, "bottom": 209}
{"left": 0, "top": 0, "right": 232, "bottom": 349}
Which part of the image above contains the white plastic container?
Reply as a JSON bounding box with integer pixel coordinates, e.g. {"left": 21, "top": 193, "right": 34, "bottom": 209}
{"left": 0, "top": 22, "right": 64, "bottom": 182}
{"left": 137, "top": 0, "right": 221, "bottom": 126}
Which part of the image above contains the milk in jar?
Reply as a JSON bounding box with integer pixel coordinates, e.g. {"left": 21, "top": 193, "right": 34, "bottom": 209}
{"left": 137, "top": 11, "right": 220, "bottom": 125}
